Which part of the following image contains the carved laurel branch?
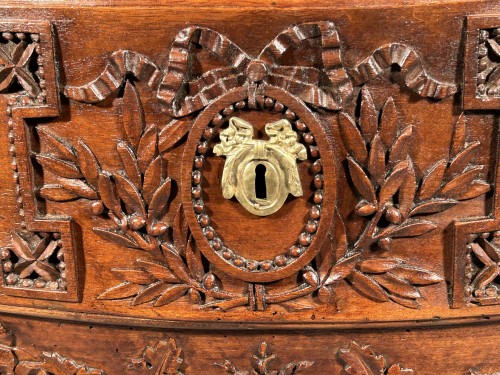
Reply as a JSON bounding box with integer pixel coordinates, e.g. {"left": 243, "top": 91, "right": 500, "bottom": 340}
{"left": 332, "top": 87, "right": 491, "bottom": 308}
{"left": 0, "top": 322, "right": 105, "bottom": 375}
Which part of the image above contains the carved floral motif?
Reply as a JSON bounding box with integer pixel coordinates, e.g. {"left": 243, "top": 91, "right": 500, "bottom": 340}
{"left": 215, "top": 341, "right": 313, "bottom": 375}
{"left": 129, "top": 339, "right": 184, "bottom": 375}
{"left": 338, "top": 342, "right": 413, "bottom": 375}
{"left": 465, "top": 231, "right": 500, "bottom": 304}
{"left": 0, "top": 322, "right": 105, "bottom": 374}
{"left": 0, "top": 231, "right": 66, "bottom": 291}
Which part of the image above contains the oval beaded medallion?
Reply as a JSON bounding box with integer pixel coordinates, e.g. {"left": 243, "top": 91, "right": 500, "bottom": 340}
{"left": 181, "top": 87, "right": 336, "bottom": 283}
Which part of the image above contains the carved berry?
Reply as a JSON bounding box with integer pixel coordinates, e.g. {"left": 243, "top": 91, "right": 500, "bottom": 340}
{"left": 2, "top": 261, "right": 12, "bottom": 273}
{"left": 5, "top": 273, "right": 17, "bottom": 285}
{"left": 261, "top": 260, "right": 272, "bottom": 271}
{"left": 385, "top": 206, "right": 402, "bottom": 224}
{"left": 188, "top": 288, "right": 201, "bottom": 304}
{"left": 0, "top": 249, "right": 10, "bottom": 260}
{"left": 289, "top": 246, "right": 301, "bottom": 258}
{"left": 355, "top": 200, "right": 377, "bottom": 216}
{"left": 90, "top": 201, "right": 104, "bottom": 216}
{"left": 150, "top": 223, "right": 168, "bottom": 237}
{"left": 202, "top": 273, "right": 217, "bottom": 290}
{"left": 378, "top": 237, "right": 392, "bottom": 251}
{"left": 274, "top": 255, "right": 287, "bottom": 267}
{"left": 34, "top": 279, "right": 46, "bottom": 288}
{"left": 129, "top": 215, "right": 146, "bottom": 230}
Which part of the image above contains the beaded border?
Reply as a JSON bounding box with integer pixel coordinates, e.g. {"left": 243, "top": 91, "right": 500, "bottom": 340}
{"left": 190, "top": 96, "right": 324, "bottom": 273}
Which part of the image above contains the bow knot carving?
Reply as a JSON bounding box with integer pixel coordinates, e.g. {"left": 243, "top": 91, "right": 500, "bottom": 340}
{"left": 157, "top": 21, "right": 353, "bottom": 117}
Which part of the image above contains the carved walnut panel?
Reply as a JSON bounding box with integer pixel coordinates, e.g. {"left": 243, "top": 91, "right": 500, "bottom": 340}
{"left": 0, "top": 1, "right": 498, "bottom": 374}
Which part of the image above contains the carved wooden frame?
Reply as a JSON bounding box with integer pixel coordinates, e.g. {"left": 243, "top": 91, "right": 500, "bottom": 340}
{"left": 0, "top": 20, "right": 81, "bottom": 302}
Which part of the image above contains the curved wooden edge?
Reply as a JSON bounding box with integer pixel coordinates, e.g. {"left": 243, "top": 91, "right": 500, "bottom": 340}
{"left": 0, "top": 303, "right": 498, "bottom": 331}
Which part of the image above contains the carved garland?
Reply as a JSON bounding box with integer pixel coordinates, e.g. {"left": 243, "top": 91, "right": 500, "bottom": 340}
{"left": 34, "top": 21, "right": 486, "bottom": 311}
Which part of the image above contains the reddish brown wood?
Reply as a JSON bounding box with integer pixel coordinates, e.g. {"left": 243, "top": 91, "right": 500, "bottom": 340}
{"left": 0, "top": 1, "right": 498, "bottom": 373}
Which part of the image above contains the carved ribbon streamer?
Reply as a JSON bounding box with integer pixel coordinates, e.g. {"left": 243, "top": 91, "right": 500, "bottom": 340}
{"left": 156, "top": 21, "right": 352, "bottom": 117}
{"left": 64, "top": 50, "right": 162, "bottom": 102}
{"left": 349, "top": 43, "right": 459, "bottom": 99}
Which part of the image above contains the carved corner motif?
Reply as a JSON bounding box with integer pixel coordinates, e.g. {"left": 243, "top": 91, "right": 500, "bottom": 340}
{"left": 464, "top": 15, "right": 500, "bottom": 109}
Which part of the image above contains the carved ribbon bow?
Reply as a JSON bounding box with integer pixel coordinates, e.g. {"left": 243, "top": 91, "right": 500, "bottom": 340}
{"left": 156, "top": 21, "right": 353, "bottom": 117}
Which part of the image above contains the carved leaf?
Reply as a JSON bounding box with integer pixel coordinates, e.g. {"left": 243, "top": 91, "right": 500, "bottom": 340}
{"left": 114, "top": 173, "right": 147, "bottom": 217}
{"left": 440, "top": 166, "right": 483, "bottom": 198}
{"left": 56, "top": 177, "right": 98, "bottom": 200}
{"left": 388, "top": 294, "right": 419, "bottom": 309}
{"left": 347, "top": 157, "right": 376, "bottom": 204}
{"left": 39, "top": 184, "right": 79, "bottom": 202}
{"left": 148, "top": 178, "right": 173, "bottom": 222}
{"left": 136, "top": 259, "right": 181, "bottom": 283}
{"left": 450, "top": 113, "right": 466, "bottom": 157}
{"left": 387, "top": 364, "right": 414, "bottom": 375}
{"left": 161, "top": 243, "right": 192, "bottom": 283}
{"left": 122, "top": 81, "right": 145, "bottom": 151}
{"left": 368, "top": 134, "right": 386, "bottom": 188}
{"left": 378, "top": 159, "right": 409, "bottom": 205}
{"left": 35, "top": 154, "right": 82, "bottom": 179}
{"left": 137, "top": 125, "right": 158, "bottom": 174}
{"left": 97, "top": 173, "right": 122, "bottom": 214}
{"left": 158, "top": 119, "right": 192, "bottom": 153}
{"left": 372, "top": 272, "right": 421, "bottom": 299}
{"left": 76, "top": 140, "right": 101, "bottom": 187}
{"left": 339, "top": 113, "right": 368, "bottom": 165}
{"left": 398, "top": 162, "right": 416, "bottom": 218}
{"left": 11, "top": 232, "right": 34, "bottom": 260}
{"left": 379, "top": 97, "right": 398, "bottom": 148}
{"left": 143, "top": 156, "right": 163, "bottom": 205}
{"left": 387, "top": 220, "right": 437, "bottom": 238}
{"left": 418, "top": 159, "right": 447, "bottom": 200}
{"left": 132, "top": 281, "right": 170, "bottom": 305}
{"left": 358, "top": 258, "right": 403, "bottom": 274}
{"left": 173, "top": 205, "right": 189, "bottom": 256}
{"left": 347, "top": 270, "right": 389, "bottom": 302}
{"left": 129, "top": 338, "right": 184, "bottom": 375}
{"left": 112, "top": 268, "right": 157, "bottom": 285}
{"left": 324, "top": 254, "right": 359, "bottom": 285}
{"left": 390, "top": 265, "right": 443, "bottom": 285}
{"left": 185, "top": 235, "right": 204, "bottom": 281}
{"left": 97, "top": 281, "right": 143, "bottom": 300}
{"left": 93, "top": 228, "right": 139, "bottom": 248}
{"left": 338, "top": 342, "right": 386, "bottom": 375}
{"left": 117, "top": 141, "right": 142, "bottom": 191}
{"left": 389, "top": 126, "right": 413, "bottom": 165}
{"left": 409, "top": 199, "right": 458, "bottom": 215}
{"left": 153, "top": 284, "right": 190, "bottom": 307}
{"left": 359, "top": 86, "right": 378, "bottom": 142}
{"left": 456, "top": 181, "right": 491, "bottom": 200}
{"left": 447, "top": 141, "right": 480, "bottom": 177}
{"left": 38, "top": 128, "right": 77, "bottom": 162}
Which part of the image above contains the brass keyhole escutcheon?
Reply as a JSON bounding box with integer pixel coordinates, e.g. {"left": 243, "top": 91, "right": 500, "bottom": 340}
{"left": 214, "top": 117, "right": 307, "bottom": 216}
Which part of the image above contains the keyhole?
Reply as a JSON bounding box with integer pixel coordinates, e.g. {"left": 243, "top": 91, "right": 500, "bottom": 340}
{"left": 255, "top": 164, "right": 267, "bottom": 199}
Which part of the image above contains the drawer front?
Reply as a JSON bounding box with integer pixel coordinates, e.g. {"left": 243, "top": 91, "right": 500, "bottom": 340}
{"left": 0, "top": 1, "right": 498, "bottom": 373}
